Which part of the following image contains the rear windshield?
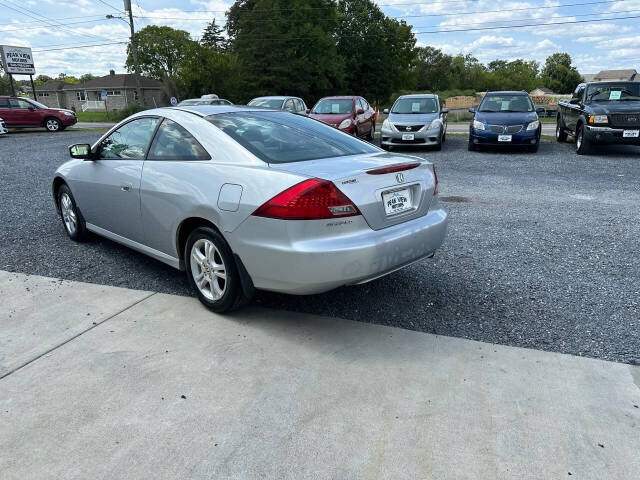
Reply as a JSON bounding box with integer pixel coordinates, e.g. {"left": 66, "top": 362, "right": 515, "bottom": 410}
{"left": 248, "top": 98, "right": 284, "bottom": 109}
{"left": 207, "top": 111, "right": 378, "bottom": 163}
{"left": 479, "top": 94, "right": 533, "bottom": 113}
{"left": 392, "top": 97, "right": 438, "bottom": 114}
{"left": 312, "top": 99, "right": 353, "bottom": 114}
{"left": 586, "top": 83, "right": 640, "bottom": 102}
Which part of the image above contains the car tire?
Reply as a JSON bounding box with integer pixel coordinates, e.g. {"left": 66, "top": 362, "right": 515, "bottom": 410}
{"left": 575, "top": 124, "right": 590, "bottom": 155}
{"left": 442, "top": 131, "right": 446, "bottom": 143}
{"left": 185, "top": 226, "right": 244, "bottom": 313}
{"left": 353, "top": 126, "right": 358, "bottom": 138}
{"left": 57, "top": 184, "right": 88, "bottom": 241}
{"left": 468, "top": 139, "right": 476, "bottom": 151}
{"left": 556, "top": 116, "right": 568, "bottom": 142}
{"left": 45, "top": 117, "right": 62, "bottom": 132}
{"left": 528, "top": 143, "right": 540, "bottom": 153}
{"left": 381, "top": 144, "right": 389, "bottom": 151}
{"left": 433, "top": 139, "right": 442, "bottom": 151}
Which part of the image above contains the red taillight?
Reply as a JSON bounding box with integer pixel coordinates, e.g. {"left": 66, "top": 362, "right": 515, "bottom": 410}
{"left": 432, "top": 164, "right": 438, "bottom": 196}
{"left": 366, "top": 163, "right": 420, "bottom": 175}
{"left": 253, "top": 179, "right": 361, "bottom": 220}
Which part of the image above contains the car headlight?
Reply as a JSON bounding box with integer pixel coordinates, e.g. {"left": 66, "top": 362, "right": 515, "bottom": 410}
{"left": 427, "top": 119, "right": 441, "bottom": 130}
{"left": 589, "top": 115, "right": 608, "bottom": 124}
{"left": 338, "top": 118, "right": 352, "bottom": 129}
{"left": 526, "top": 120, "right": 540, "bottom": 131}
{"left": 382, "top": 118, "right": 391, "bottom": 130}
{"left": 473, "top": 119, "right": 485, "bottom": 131}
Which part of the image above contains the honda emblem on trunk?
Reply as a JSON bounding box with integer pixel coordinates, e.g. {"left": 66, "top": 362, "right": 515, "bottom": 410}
{"left": 396, "top": 172, "right": 404, "bottom": 183}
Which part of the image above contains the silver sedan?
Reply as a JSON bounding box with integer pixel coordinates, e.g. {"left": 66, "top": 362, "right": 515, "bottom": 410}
{"left": 381, "top": 94, "right": 448, "bottom": 150}
{"left": 53, "top": 106, "right": 447, "bottom": 312}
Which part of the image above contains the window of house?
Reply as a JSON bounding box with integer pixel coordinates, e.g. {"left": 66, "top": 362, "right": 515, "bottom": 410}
{"left": 40, "top": 92, "right": 49, "bottom": 97}
{"left": 76, "top": 91, "right": 86, "bottom": 101}
{"left": 106, "top": 90, "right": 122, "bottom": 96}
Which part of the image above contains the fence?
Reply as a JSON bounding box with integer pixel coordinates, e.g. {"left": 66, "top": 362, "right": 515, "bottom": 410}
{"left": 81, "top": 101, "right": 106, "bottom": 112}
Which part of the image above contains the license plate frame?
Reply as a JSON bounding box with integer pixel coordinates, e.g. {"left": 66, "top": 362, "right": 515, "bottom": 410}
{"left": 382, "top": 188, "right": 412, "bottom": 216}
{"left": 402, "top": 133, "right": 415, "bottom": 141}
{"left": 623, "top": 129, "right": 639, "bottom": 138}
{"left": 498, "top": 134, "right": 512, "bottom": 142}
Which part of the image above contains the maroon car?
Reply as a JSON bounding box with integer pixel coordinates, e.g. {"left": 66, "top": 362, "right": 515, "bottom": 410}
{"left": 0, "top": 96, "right": 77, "bottom": 132}
{"left": 308, "top": 95, "right": 376, "bottom": 140}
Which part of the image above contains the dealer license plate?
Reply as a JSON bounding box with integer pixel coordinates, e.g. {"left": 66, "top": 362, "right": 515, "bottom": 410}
{"left": 383, "top": 188, "right": 412, "bottom": 216}
{"left": 402, "top": 133, "right": 414, "bottom": 141}
{"left": 498, "top": 134, "right": 512, "bottom": 142}
{"left": 623, "top": 130, "right": 639, "bottom": 138}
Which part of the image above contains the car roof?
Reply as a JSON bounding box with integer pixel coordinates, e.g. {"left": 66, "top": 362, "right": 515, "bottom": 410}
{"left": 318, "top": 96, "right": 357, "bottom": 100}
{"left": 250, "top": 96, "right": 288, "bottom": 100}
{"left": 156, "top": 105, "right": 277, "bottom": 117}
{"left": 485, "top": 91, "right": 529, "bottom": 95}
{"left": 398, "top": 94, "right": 436, "bottom": 99}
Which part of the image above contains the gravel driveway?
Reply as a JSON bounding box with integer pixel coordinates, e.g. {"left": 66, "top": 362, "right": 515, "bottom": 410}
{"left": 1, "top": 130, "right": 638, "bottom": 364}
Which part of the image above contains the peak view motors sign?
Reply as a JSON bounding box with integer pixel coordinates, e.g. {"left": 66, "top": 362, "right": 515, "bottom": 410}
{"left": 1, "top": 45, "right": 36, "bottom": 75}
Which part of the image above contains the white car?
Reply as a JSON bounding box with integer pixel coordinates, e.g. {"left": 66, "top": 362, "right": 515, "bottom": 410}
{"left": 0, "top": 117, "right": 7, "bottom": 135}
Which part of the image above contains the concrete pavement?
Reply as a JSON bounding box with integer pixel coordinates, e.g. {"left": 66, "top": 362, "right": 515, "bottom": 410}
{"left": 1, "top": 270, "right": 638, "bottom": 479}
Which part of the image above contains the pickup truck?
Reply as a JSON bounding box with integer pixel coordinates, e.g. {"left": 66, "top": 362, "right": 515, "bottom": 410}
{"left": 556, "top": 81, "right": 640, "bottom": 154}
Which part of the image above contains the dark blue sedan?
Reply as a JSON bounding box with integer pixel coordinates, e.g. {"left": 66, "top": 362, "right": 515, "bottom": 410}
{"left": 468, "top": 91, "right": 544, "bottom": 152}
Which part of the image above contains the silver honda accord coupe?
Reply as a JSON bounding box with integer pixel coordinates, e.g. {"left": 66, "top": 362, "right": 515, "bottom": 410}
{"left": 53, "top": 106, "right": 447, "bottom": 312}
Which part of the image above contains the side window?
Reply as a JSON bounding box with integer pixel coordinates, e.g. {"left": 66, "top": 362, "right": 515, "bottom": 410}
{"left": 9, "top": 98, "right": 31, "bottom": 109}
{"left": 0, "top": 98, "right": 9, "bottom": 108}
{"left": 295, "top": 99, "right": 304, "bottom": 112}
{"left": 361, "top": 98, "right": 369, "bottom": 110}
{"left": 356, "top": 98, "right": 365, "bottom": 112}
{"left": 284, "top": 99, "right": 296, "bottom": 112}
{"left": 147, "top": 118, "right": 210, "bottom": 161}
{"left": 98, "top": 117, "right": 159, "bottom": 160}
{"left": 572, "top": 86, "right": 585, "bottom": 102}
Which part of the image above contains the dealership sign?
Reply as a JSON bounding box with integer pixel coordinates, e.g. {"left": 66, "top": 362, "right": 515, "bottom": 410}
{"left": 1, "top": 45, "right": 36, "bottom": 75}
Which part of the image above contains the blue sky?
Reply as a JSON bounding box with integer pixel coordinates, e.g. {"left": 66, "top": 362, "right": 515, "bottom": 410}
{"left": 1, "top": 0, "right": 638, "bottom": 78}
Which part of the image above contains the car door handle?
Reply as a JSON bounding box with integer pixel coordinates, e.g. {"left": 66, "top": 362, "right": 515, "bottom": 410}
{"left": 121, "top": 183, "right": 133, "bottom": 192}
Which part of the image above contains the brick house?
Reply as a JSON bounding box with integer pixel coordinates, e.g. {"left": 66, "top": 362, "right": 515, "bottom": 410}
{"left": 30, "top": 70, "right": 166, "bottom": 111}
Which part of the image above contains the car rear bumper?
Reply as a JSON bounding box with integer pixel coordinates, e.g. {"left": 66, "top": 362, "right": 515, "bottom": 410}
{"left": 229, "top": 205, "right": 448, "bottom": 294}
{"left": 585, "top": 125, "right": 640, "bottom": 145}
{"left": 381, "top": 126, "right": 442, "bottom": 146}
{"left": 470, "top": 127, "right": 539, "bottom": 146}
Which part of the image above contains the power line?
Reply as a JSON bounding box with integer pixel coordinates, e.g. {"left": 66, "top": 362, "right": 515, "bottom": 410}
{"left": 0, "top": 18, "right": 116, "bottom": 33}
{"left": 32, "top": 41, "right": 128, "bottom": 53}
{"left": 95, "top": 0, "right": 123, "bottom": 14}
{"left": 0, "top": 14, "right": 110, "bottom": 26}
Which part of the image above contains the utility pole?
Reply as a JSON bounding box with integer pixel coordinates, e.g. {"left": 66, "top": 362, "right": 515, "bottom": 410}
{"left": 124, "top": 0, "right": 143, "bottom": 105}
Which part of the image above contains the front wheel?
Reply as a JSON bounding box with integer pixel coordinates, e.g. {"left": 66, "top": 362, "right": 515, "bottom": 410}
{"left": 58, "top": 184, "right": 88, "bottom": 241}
{"left": 45, "top": 117, "right": 62, "bottom": 132}
{"left": 185, "top": 227, "right": 243, "bottom": 313}
{"left": 575, "top": 124, "right": 591, "bottom": 155}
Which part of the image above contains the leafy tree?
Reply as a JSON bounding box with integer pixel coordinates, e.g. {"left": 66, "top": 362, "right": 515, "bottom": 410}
{"left": 448, "top": 54, "right": 487, "bottom": 91}
{"left": 416, "top": 46, "right": 454, "bottom": 92}
{"left": 486, "top": 59, "right": 541, "bottom": 92}
{"left": 79, "top": 73, "right": 96, "bottom": 82}
{"left": 201, "top": 19, "right": 227, "bottom": 51}
{"left": 337, "top": 0, "right": 417, "bottom": 104}
{"left": 56, "top": 73, "right": 80, "bottom": 84}
{"left": 0, "top": 72, "right": 12, "bottom": 95}
{"left": 228, "top": 0, "right": 345, "bottom": 103}
{"left": 541, "top": 53, "right": 583, "bottom": 94}
{"left": 177, "top": 42, "right": 244, "bottom": 101}
{"left": 34, "top": 74, "right": 53, "bottom": 85}
{"left": 125, "top": 25, "right": 195, "bottom": 80}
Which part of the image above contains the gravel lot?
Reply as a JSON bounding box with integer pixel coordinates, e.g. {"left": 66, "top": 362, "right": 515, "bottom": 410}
{"left": 1, "top": 129, "right": 639, "bottom": 364}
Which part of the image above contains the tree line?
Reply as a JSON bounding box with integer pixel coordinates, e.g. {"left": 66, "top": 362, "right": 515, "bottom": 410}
{"left": 0, "top": 0, "right": 584, "bottom": 103}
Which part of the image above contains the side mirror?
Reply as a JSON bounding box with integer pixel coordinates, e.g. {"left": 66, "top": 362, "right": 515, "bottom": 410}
{"left": 28, "top": 106, "right": 35, "bottom": 111}
{"left": 441, "top": 108, "right": 449, "bottom": 114}
{"left": 536, "top": 107, "right": 545, "bottom": 114}
{"left": 69, "top": 144, "right": 92, "bottom": 159}
{"left": 306, "top": 108, "right": 311, "bottom": 114}
{"left": 383, "top": 108, "right": 389, "bottom": 114}
{"left": 468, "top": 107, "right": 476, "bottom": 113}
{"left": 357, "top": 108, "right": 365, "bottom": 115}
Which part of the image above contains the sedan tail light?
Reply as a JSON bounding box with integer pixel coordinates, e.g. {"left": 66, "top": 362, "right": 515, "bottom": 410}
{"left": 253, "top": 179, "right": 361, "bottom": 220}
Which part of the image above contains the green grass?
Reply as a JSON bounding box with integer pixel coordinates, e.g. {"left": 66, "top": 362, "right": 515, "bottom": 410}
{"left": 75, "top": 105, "right": 148, "bottom": 123}
{"left": 75, "top": 111, "right": 111, "bottom": 122}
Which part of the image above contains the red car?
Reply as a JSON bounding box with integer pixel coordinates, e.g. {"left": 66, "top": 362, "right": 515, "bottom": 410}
{"left": 308, "top": 95, "right": 376, "bottom": 140}
{"left": 0, "top": 96, "right": 77, "bottom": 132}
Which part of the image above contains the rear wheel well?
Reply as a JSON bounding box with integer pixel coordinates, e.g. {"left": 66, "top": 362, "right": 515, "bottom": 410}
{"left": 176, "top": 217, "right": 222, "bottom": 264}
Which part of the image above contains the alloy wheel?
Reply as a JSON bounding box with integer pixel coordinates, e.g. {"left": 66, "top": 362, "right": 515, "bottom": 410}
{"left": 46, "top": 119, "right": 60, "bottom": 131}
{"left": 576, "top": 129, "right": 582, "bottom": 150}
{"left": 60, "top": 192, "right": 77, "bottom": 235}
{"left": 190, "top": 239, "right": 227, "bottom": 301}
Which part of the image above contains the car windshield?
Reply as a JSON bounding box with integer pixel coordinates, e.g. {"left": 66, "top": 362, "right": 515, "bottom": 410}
{"left": 391, "top": 97, "right": 438, "bottom": 114}
{"left": 478, "top": 94, "right": 533, "bottom": 113}
{"left": 207, "top": 111, "right": 378, "bottom": 163}
{"left": 248, "top": 98, "right": 285, "bottom": 109}
{"left": 27, "top": 99, "right": 49, "bottom": 109}
{"left": 312, "top": 99, "right": 353, "bottom": 114}
{"left": 177, "top": 99, "right": 203, "bottom": 106}
{"left": 586, "top": 83, "right": 640, "bottom": 102}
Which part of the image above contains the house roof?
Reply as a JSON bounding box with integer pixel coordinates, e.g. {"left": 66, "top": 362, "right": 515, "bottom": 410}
{"left": 593, "top": 69, "right": 637, "bottom": 80}
{"left": 62, "top": 73, "right": 163, "bottom": 90}
{"left": 35, "top": 80, "right": 76, "bottom": 91}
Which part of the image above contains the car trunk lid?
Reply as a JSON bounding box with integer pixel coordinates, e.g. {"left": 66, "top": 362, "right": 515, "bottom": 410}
{"left": 268, "top": 152, "right": 436, "bottom": 230}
